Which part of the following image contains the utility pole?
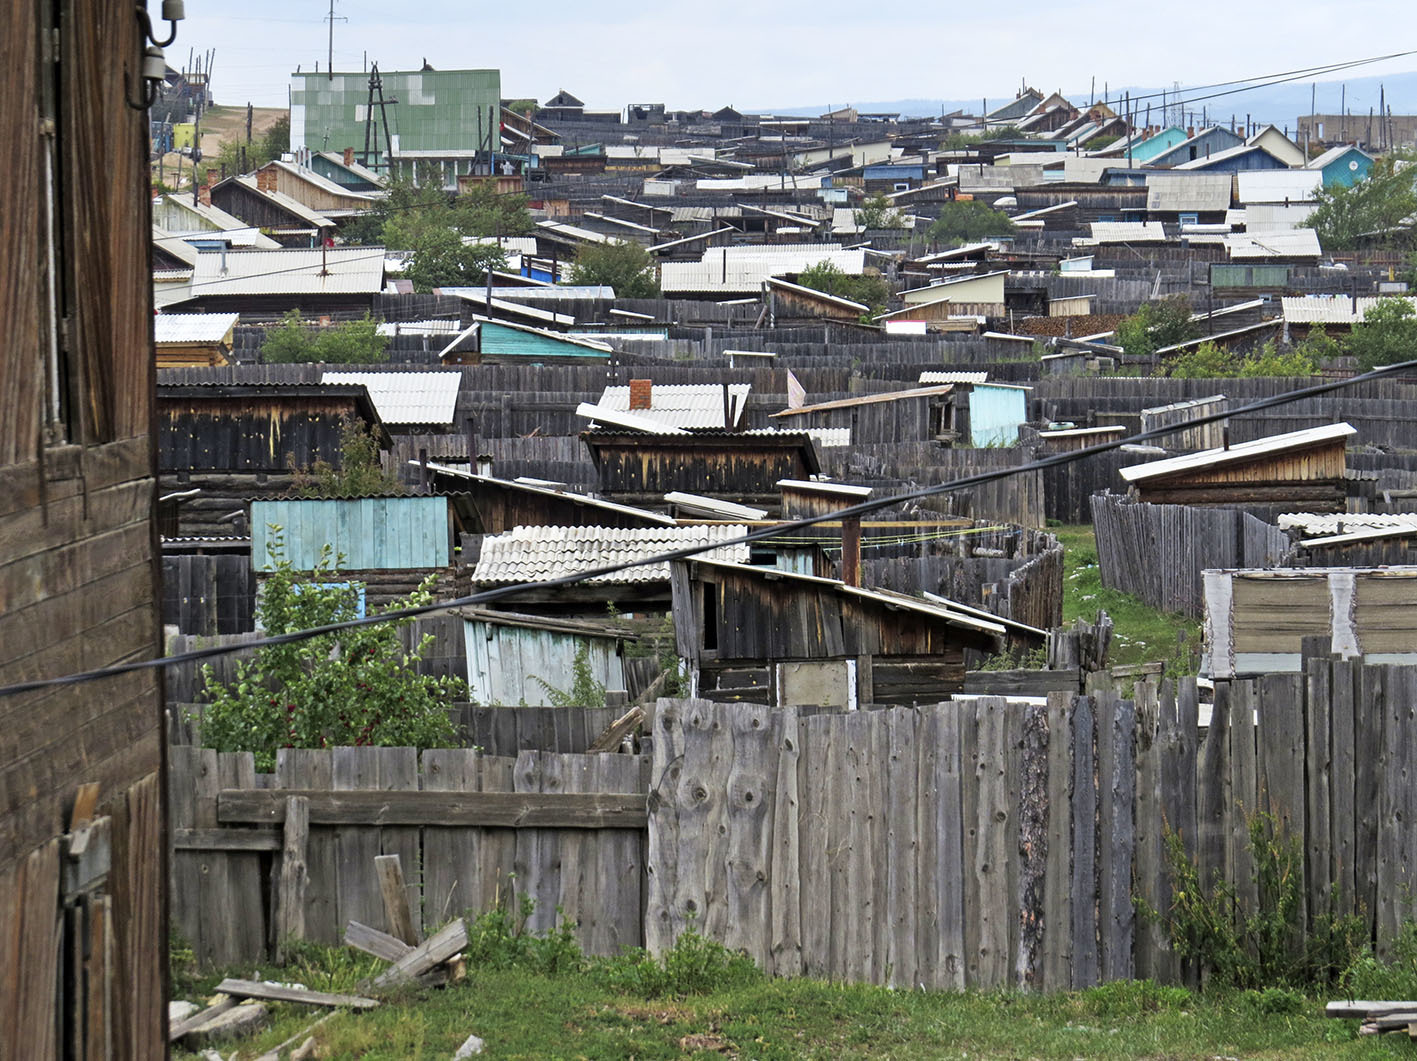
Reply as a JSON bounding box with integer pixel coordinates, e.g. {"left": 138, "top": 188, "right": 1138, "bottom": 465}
{"left": 325, "top": 0, "right": 346, "bottom": 81}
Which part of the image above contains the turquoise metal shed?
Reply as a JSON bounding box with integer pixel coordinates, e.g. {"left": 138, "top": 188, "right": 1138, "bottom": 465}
{"left": 461, "top": 609, "right": 630, "bottom": 706}
{"left": 479, "top": 321, "right": 612, "bottom": 361}
{"left": 251, "top": 497, "right": 452, "bottom": 571}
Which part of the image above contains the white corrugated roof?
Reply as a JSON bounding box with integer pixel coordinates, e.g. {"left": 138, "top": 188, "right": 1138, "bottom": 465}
{"left": 418, "top": 462, "right": 674, "bottom": 526}
{"left": 660, "top": 245, "right": 865, "bottom": 294}
{"left": 321, "top": 370, "right": 461, "bottom": 425}
{"left": 1087, "top": 221, "right": 1167, "bottom": 243}
{"left": 375, "top": 319, "right": 462, "bottom": 337}
{"left": 153, "top": 312, "right": 238, "bottom": 344}
{"left": 493, "top": 285, "right": 616, "bottom": 301}
{"left": 472, "top": 524, "right": 751, "bottom": 585}
{"left": 597, "top": 383, "right": 751, "bottom": 429}
{"left": 1279, "top": 512, "right": 1417, "bottom": 535}
{"left": 920, "top": 371, "right": 989, "bottom": 384}
{"left": 186, "top": 247, "right": 386, "bottom": 296}
{"left": 1120, "top": 423, "right": 1356, "bottom": 483}
{"left": 1146, "top": 173, "right": 1232, "bottom": 212}
{"left": 1282, "top": 295, "right": 1417, "bottom": 324}
{"left": 1224, "top": 229, "right": 1322, "bottom": 259}
{"left": 1235, "top": 170, "right": 1321, "bottom": 204}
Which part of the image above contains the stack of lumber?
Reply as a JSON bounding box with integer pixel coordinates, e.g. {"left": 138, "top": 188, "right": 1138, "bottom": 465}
{"left": 1326, "top": 1000, "right": 1417, "bottom": 1037}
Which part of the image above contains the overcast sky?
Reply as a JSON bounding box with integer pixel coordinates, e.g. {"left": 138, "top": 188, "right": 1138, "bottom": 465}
{"left": 180, "top": 0, "right": 1417, "bottom": 117}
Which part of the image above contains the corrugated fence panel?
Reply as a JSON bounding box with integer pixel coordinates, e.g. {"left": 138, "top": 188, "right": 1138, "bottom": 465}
{"left": 252, "top": 497, "right": 450, "bottom": 570}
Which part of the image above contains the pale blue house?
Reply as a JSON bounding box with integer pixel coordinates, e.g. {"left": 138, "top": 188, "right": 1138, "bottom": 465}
{"left": 1305, "top": 145, "right": 1375, "bottom": 189}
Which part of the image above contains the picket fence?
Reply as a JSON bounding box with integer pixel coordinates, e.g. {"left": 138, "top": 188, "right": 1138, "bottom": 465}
{"left": 172, "top": 657, "right": 1417, "bottom": 989}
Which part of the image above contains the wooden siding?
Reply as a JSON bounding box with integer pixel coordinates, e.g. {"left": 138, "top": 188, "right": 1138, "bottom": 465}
{"left": 586, "top": 432, "right": 818, "bottom": 499}
{"left": 464, "top": 621, "right": 627, "bottom": 706}
{"left": 0, "top": 0, "right": 165, "bottom": 1053}
{"left": 252, "top": 497, "right": 452, "bottom": 570}
{"left": 480, "top": 322, "right": 610, "bottom": 360}
{"left": 159, "top": 392, "right": 371, "bottom": 472}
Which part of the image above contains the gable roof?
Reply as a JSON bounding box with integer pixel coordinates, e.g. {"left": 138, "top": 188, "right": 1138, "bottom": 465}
{"left": 473, "top": 524, "right": 750, "bottom": 585}
{"left": 1146, "top": 172, "right": 1232, "bottom": 212}
{"left": 1306, "top": 144, "right": 1375, "bottom": 171}
{"left": 597, "top": 383, "right": 751, "bottom": 430}
{"left": 153, "top": 312, "right": 239, "bottom": 344}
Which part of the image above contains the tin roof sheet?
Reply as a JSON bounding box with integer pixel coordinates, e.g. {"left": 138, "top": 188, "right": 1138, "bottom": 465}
{"left": 1224, "top": 229, "right": 1322, "bottom": 259}
{"left": 321, "top": 370, "right": 462, "bottom": 425}
{"left": 186, "top": 247, "right": 386, "bottom": 296}
{"left": 597, "top": 383, "right": 751, "bottom": 429}
{"left": 153, "top": 312, "right": 239, "bottom": 344}
{"left": 473, "top": 524, "right": 751, "bottom": 585}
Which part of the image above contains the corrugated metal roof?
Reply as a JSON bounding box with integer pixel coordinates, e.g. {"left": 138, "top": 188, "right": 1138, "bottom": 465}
{"left": 1283, "top": 295, "right": 1417, "bottom": 324}
{"left": 153, "top": 312, "right": 239, "bottom": 344}
{"left": 321, "top": 370, "right": 462, "bottom": 425}
{"left": 473, "top": 524, "right": 751, "bottom": 585}
{"left": 493, "top": 285, "right": 616, "bottom": 301}
{"left": 230, "top": 176, "right": 336, "bottom": 227}
{"left": 1278, "top": 512, "right": 1417, "bottom": 535}
{"left": 597, "top": 383, "right": 751, "bottom": 429}
{"left": 186, "top": 247, "right": 386, "bottom": 296}
{"left": 1224, "top": 229, "right": 1321, "bottom": 259}
{"left": 271, "top": 160, "right": 379, "bottom": 201}
{"left": 806, "top": 427, "right": 851, "bottom": 448}
{"left": 920, "top": 371, "right": 989, "bottom": 384}
{"left": 1244, "top": 203, "right": 1318, "bottom": 233}
{"left": 1086, "top": 221, "right": 1167, "bottom": 243}
{"left": 660, "top": 246, "right": 865, "bottom": 294}
{"left": 375, "top": 319, "right": 462, "bottom": 336}
{"left": 1235, "top": 170, "right": 1321, "bottom": 204}
{"left": 1305, "top": 145, "right": 1374, "bottom": 171}
{"left": 1120, "top": 423, "right": 1356, "bottom": 483}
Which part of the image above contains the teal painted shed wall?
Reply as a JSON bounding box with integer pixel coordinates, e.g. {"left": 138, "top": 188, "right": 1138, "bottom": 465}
{"left": 969, "top": 384, "right": 1028, "bottom": 447}
{"left": 251, "top": 497, "right": 450, "bottom": 570}
{"left": 1129, "top": 127, "right": 1188, "bottom": 163}
{"left": 463, "top": 620, "right": 625, "bottom": 705}
{"left": 1319, "top": 149, "right": 1373, "bottom": 189}
{"left": 481, "top": 322, "right": 608, "bottom": 359}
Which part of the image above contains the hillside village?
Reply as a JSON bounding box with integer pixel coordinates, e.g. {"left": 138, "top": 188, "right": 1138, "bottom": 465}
{"left": 12, "top": 14, "right": 1417, "bottom": 1056}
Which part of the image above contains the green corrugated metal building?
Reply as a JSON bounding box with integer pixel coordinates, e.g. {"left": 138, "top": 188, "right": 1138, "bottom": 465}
{"left": 290, "top": 68, "right": 501, "bottom": 171}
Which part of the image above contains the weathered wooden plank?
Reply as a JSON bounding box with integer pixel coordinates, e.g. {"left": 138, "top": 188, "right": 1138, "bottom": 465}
{"left": 476, "top": 756, "right": 518, "bottom": 917}
{"left": 770, "top": 707, "right": 802, "bottom": 977}
{"left": 1040, "top": 694, "right": 1072, "bottom": 993}
{"left": 646, "top": 699, "right": 686, "bottom": 956}
{"left": 1259, "top": 672, "right": 1307, "bottom": 928}
{"left": 969, "top": 697, "right": 1010, "bottom": 988}
{"left": 1070, "top": 695, "right": 1098, "bottom": 989}
{"left": 843, "top": 710, "right": 873, "bottom": 984}
{"left": 166, "top": 747, "right": 207, "bottom": 964}
{"left": 375, "top": 747, "right": 422, "bottom": 940}
{"left": 276, "top": 750, "right": 336, "bottom": 945}
{"left": 374, "top": 855, "right": 419, "bottom": 946}
{"left": 885, "top": 707, "right": 918, "bottom": 988}
{"left": 913, "top": 706, "right": 941, "bottom": 990}
{"left": 826, "top": 713, "right": 851, "bottom": 981}
{"left": 1003, "top": 697, "right": 1024, "bottom": 988}
{"left": 343, "top": 920, "right": 412, "bottom": 963}
{"left": 371, "top": 918, "right": 468, "bottom": 988}
{"left": 1016, "top": 703, "right": 1049, "bottom": 990}
{"left": 1196, "top": 682, "right": 1230, "bottom": 895}
{"left": 1097, "top": 689, "right": 1135, "bottom": 982}
{"left": 216, "top": 752, "right": 266, "bottom": 964}
{"left": 797, "top": 712, "right": 831, "bottom": 979}
{"left": 275, "top": 795, "right": 309, "bottom": 963}
{"left": 218, "top": 789, "right": 648, "bottom": 827}
{"left": 331, "top": 747, "right": 383, "bottom": 943}
{"left": 1229, "top": 681, "right": 1259, "bottom": 917}
{"left": 581, "top": 753, "right": 647, "bottom": 957}
{"left": 512, "top": 751, "right": 555, "bottom": 936}
{"left": 1377, "top": 665, "right": 1417, "bottom": 949}
{"left": 1355, "top": 662, "right": 1382, "bottom": 933}
{"left": 214, "top": 978, "right": 378, "bottom": 1010}
{"left": 674, "top": 699, "right": 722, "bottom": 950}
{"left": 866, "top": 708, "right": 890, "bottom": 985}
{"left": 420, "top": 748, "right": 481, "bottom": 927}
{"left": 1330, "top": 658, "right": 1357, "bottom": 923}
{"left": 724, "top": 702, "right": 775, "bottom": 969}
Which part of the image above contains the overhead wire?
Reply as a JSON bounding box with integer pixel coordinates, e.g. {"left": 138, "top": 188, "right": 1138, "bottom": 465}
{"left": 3, "top": 358, "right": 1414, "bottom": 700}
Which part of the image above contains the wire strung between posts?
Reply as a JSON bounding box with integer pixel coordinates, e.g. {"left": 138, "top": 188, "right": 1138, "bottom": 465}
{"left": 3, "top": 358, "right": 1414, "bottom": 699}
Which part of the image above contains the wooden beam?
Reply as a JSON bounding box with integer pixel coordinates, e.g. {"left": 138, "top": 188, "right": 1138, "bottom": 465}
{"left": 374, "top": 855, "right": 420, "bottom": 946}
{"left": 218, "top": 789, "right": 648, "bottom": 829}
{"left": 276, "top": 795, "right": 309, "bottom": 963}
{"left": 169, "top": 996, "right": 236, "bottom": 1042}
{"left": 215, "top": 978, "right": 378, "bottom": 1010}
{"left": 173, "top": 828, "right": 281, "bottom": 852}
{"left": 371, "top": 918, "right": 468, "bottom": 988}
{"left": 344, "top": 920, "right": 413, "bottom": 963}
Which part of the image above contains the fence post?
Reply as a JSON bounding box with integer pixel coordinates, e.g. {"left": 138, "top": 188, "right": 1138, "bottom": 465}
{"left": 276, "top": 795, "right": 309, "bottom": 963}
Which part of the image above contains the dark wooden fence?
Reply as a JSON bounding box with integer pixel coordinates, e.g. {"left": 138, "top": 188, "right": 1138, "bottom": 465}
{"left": 1090, "top": 493, "right": 1290, "bottom": 617}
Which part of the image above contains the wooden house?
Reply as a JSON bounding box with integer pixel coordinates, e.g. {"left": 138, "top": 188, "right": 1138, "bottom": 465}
{"left": 670, "top": 559, "right": 1045, "bottom": 706}
{"left": 1203, "top": 567, "right": 1417, "bottom": 678}
{"left": 1119, "top": 423, "right": 1357, "bottom": 510}
{"left": 210, "top": 172, "right": 338, "bottom": 246}
{"left": 766, "top": 277, "right": 870, "bottom": 324}
{"left": 159, "top": 247, "right": 386, "bottom": 316}
{"left": 1, "top": 0, "right": 166, "bottom": 1051}
{"left": 460, "top": 609, "right": 634, "bottom": 706}
{"left": 158, "top": 383, "right": 386, "bottom": 536}
{"left": 251, "top": 159, "right": 381, "bottom": 218}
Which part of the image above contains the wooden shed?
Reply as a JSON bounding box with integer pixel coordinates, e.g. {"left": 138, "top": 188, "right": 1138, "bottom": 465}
{"left": 1203, "top": 567, "right": 1417, "bottom": 678}
{"left": 770, "top": 386, "right": 968, "bottom": 446}
{"left": 460, "top": 609, "right": 633, "bottom": 706}
{"left": 671, "top": 559, "right": 1045, "bottom": 706}
{"left": 2, "top": 0, "right": 166, "bottom": 1050}
{"left": 419, "top": 462, "right": 675, "bottom": 533}
{"left": 582, "top": 429, "right": 821, "bottom": 504}
{"left": 1139, "top": 394, "right": 1229, "bottom": 452}
{"left": 1119, "top": 423, "right": 1357, "bottom": 510}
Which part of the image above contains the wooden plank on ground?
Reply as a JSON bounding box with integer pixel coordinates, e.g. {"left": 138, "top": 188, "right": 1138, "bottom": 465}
{"left": 371, "top": 918, "right": 468, "bottom": 988}
{"left": 214, "top": 978, "right": 378, "bottom": 1010}
{"left": 344, "top": 920, "right": 412, "bottom": 963}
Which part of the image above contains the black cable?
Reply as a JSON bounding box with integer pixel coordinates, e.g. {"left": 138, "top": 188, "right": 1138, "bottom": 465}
{"left": 2, "top": 357, "right": 1413, "bottom": 700}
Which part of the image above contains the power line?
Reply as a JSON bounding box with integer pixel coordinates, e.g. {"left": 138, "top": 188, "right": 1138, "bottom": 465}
{"left": 3, "top": 359, "right": 1415, "bottom": 700}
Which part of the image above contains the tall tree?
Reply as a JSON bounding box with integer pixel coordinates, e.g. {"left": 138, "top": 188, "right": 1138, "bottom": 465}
{"left": 1303, "top": 155, "right": 1417, "bottom": 250}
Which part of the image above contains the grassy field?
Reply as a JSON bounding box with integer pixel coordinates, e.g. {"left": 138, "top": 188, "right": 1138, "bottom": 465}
{"left": 1053, "top": 523, "right": 1201, "bottom": 673}
{"left": 171, "top": 935, "right": 1405, "bottom": 1061}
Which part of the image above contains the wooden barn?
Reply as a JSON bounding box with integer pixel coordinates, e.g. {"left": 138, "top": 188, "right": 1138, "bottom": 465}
{"left": 1203, "top": 567, "right": 1417, "bottom": 678}
{"left": 1, "top": 0, "right": 166, "bottom": 1052}
{"left": 1119, "top": 423, "right": 1358, "bottom": 510}
{"left": 671, "top": 559, "right": 1046, "bottom": 706}
{"left": 765, "top": 276, "right": 870, "bottom": 324}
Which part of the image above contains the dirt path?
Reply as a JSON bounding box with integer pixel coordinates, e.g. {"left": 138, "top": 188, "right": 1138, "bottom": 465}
{"left": 152, "top": 105, "right": 287, "bottom": 189}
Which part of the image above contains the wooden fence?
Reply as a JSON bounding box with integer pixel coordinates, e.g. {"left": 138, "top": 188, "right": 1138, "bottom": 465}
{"left": 172, "top": 659, "right": 1417, "bottom": 982}
{"left": 169, "top": 745, "right": 649, "bottom": 967}
{"left": 1090, "top": 493, "right": 1290, "bottom": 617}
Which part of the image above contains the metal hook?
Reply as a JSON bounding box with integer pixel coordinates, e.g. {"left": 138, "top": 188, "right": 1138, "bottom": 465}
{"left": 135, "top": 4, "right": 179, "bottom": 47}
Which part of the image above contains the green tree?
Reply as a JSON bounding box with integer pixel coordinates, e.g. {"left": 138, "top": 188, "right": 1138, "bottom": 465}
{"left": 212, "top": 114, "right": 291, "bottom": 176}
{"left": 404, "top": 227, "right": 507, "bottom": 292}
{"left": 1236, "top": 340, "right": 1319, "bottom": 378}
{"left": 926, "top": 200, "right": 1016, "bottom": 245}
{"left": 1347, "top": 296, "right": 1417, "bottom": 370}
{"left": 1165, "top": 340, "right": 1237, "bottom": 378}
{"left": 289, "top": 416, "right": 402, "bottom": 498}
{"left": 262, "top": 311, "right": 389, "bottom": 364}
{"left": 855, "top": 192, "right": 903, "bottom": 230}
{"left": 568, "top": 239, "right": 660, "bottom": 297}
{"left": 198, "top": 536, "right": 462, "bottom": 770}
{"left": 795, "top": 260, "right": 890, "bottom": 317}
{"left": 1116, "top": 296, "right": 1199, "bottom": 358}
{"left": 1302, "top": 154, "right": 1417, "bottom": 251}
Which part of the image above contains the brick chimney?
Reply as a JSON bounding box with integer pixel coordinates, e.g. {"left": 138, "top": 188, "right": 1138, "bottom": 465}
{"left": 255, "top": 167, "right": 278, "bottom": 194}
{"left": 343, "top": 147, "right": 355, "bottom": 167}
{"left": 206, "top": 168, "right": 218, "bottom": 188}
{"left": 628, "top": 378, "right": 653, "bottom": 411}
{"left": 198, "top": 182, "right": 211, "bottom": 206}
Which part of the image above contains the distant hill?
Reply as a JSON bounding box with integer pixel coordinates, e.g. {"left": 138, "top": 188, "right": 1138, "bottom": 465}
{"left": 765, "top": 71, "right": 1417, "bottom": 128}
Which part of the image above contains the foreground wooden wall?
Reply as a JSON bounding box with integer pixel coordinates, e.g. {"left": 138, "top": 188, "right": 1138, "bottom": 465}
{"left": 0, "top": 0, "right": 165, "bottom": 1054}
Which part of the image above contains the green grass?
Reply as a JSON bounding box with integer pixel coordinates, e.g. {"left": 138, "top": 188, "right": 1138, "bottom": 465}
{"left": 171, "top": 940, "right": 1405, "bottom": 1061}
{"left": 1053, "top": 524, "right": 1202, "bottom": 673}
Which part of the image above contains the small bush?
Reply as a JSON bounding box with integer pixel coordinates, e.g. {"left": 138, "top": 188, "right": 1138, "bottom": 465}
{"left": 1238, "top": 986, "right": 1307, "bottom": 1015}
{"left": 1078, "top": 979, "right": 1192, "bottom": 1018}
{"left": 594, "top": 929, "right": 761, "bottom": 998}
{"left": 1342, "top": 920, "right": 1417, "bottom": 1000}
{"left": 464, "top": 895, "right": 586, "bottom": 976}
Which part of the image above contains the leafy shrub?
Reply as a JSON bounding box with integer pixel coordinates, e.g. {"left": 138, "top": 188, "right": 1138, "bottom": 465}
{"left": 1142, "top": 810, "right": 1366, "bottom": 989}
{"left": 1342, "top": 921, "right": 1417, "bottom": 1000}
{"left": 1117, "top": 296, "right": 1198, "bottom": 359}
{"left": 1347, "top": 296, "right": 1417, "bottom": 371}
{"left": 262, "top": 310, "right": 389, "bottom": 364}
{"left": 530, "top": 642, "right": 607, "bottom": 708}
{"left": 569, "top": 239, "right": 660, "bottom": 298}
{"left": 198, "top": 534, "right": 462, "bottom": 770}
{"left": 1165, "top": 340, "right": 1236, "bottom": 378}
{"left": 594, "top": 929, "right": 761, "bottom": 998}
{"left": 465, "top": 896, "right": 585, "bottom": 975}
{"left": 795, "top": 260, "right": 890, "bottom": 317}
{"left": 1238, "top": 986, "right": 1307, "bottom": 1015}
{"left": 926, "top": 200, "right": 1016, "bottom": 245}
{"left": 289, "top": 415, "right": 403, "bottom": 498}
